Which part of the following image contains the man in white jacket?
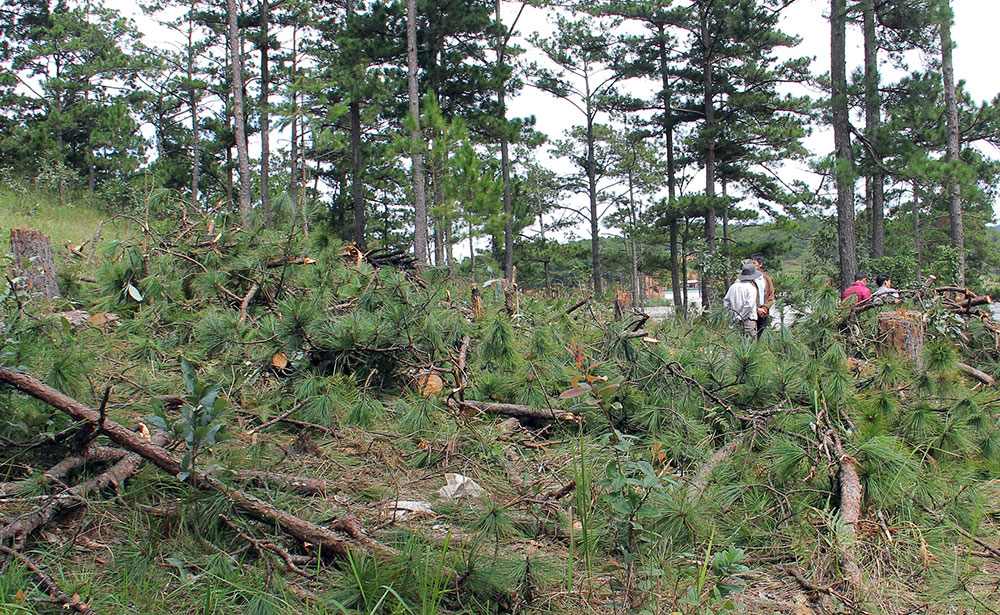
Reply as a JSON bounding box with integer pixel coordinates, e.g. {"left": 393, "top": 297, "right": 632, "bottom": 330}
{"left": 723, "top": 263, "right": 762, "bottom": 338}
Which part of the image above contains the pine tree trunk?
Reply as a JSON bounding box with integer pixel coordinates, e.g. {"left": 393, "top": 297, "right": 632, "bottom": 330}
{"left": 670, "top": 218, "right": 681, "bottom": 308}
{"left": 495, "top": 0, "right": 514, "bottom": 283}
{"left": 700, "top": 6, "right": 717, "bottom": 309}
{"left": 188, "top": 9, "right": 200, "bottom": 220}
{"left": 832, "top": 0, "right": 858, "bottom": 290}
{"left": 658, "top": 24, "right": 682, "bottom": 310}
{"left": 350, "top": 100, "right": 365, "bottom": 249}
{"left": 585, "top": 83, "right": 601, "bottom": 296}
{"left": 913, "top": 182, "right": 922, "bottom": 283}
{"left": 863, "top": 0, "right": 884, "bottom": 258}
{"left": 682, "top": 217, "right": 690, "bottom": 315}
{"left": 259, "top": 0, "right": 271, "bottom": 225}
{"left": 11, "top": 229, "right": 59, "bottom": 299}
{"left": 225, "top": 145, "right": 234, "bottom": 211}
{"left": 227, "top": 0, "right": 252, "bottom": 223}
{"left": 940, "top": 0, "right": 965, "bottom": 286}
{"left": 289, "top": 25, "right": 299, "bottom": 221}
{"left": 407, "top": 0, "right": 428, "bottom": 266}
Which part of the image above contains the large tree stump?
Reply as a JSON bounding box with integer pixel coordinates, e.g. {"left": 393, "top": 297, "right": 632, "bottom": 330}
{"left": 877, "top": 310, "right": 924, "bottom": 363}
{"left": 11, "top": 228, "right": 59, "bottom": 298}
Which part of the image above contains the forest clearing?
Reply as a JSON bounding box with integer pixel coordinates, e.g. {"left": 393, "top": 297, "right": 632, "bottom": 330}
{"left": 2, "top": 206, "right": 1000, "bottom": 614}
{"left": 4, "top": 0, "right": 1000, "bottom": 612}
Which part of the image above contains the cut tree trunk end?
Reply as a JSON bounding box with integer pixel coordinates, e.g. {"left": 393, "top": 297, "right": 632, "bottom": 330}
{"left": 877, "top": 310, "right": 924, "bottom": 364}
{"left": 10, "top": 228, "right": 59, "bottom": 298}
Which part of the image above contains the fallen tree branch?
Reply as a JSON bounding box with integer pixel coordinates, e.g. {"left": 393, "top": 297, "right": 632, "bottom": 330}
{"left": 957, "top": 362, "right": 995, "bottom": 386}
{"left": 951, "top": 523, "right": 1000, "bottom": 559}
{"left": 687, "top": 434, "right": 746, "bottom": 502}
{"left": 247, "top": 400, "right": 308, "bottom": 434}
{"left": 0, "top": 544, "right": 93, "bottom": 613}
{"left": 0, "top": 446, "right": 127, "bottom": 497}
{"left": 233, "top": 470, "right": 339, "bottom": 497}
{"left": 565, "top": 295, "right": 591, "bottom": 315}
{"left": 238, "top": 281, "right": 261, "bottom": 324}
{"left": 783, "top": 564, "right": 833, "bottom": 595}
{"left": 455, "top": 400, "right": 583, "bottom": 424}
{"left": 0, "top": 367, "right": 392, "bottom": 562}
{"left": 265, "top": 256, "right": 315, "bottom": 268}
{"left": 622, "top": 328, "right": 649, "bottom": 339}
{"left": 219, "top": 514, "right": 316, "bottom": 579}
{"left": 1, "top": 432, "right": 168, "bottom": 550}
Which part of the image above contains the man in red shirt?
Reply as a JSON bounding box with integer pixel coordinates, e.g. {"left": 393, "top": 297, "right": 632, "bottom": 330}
{"left": 841, "top": 272, "right": 872, "bottom": 302}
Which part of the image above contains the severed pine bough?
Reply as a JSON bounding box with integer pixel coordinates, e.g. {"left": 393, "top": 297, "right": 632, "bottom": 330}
{"left": 0, "top": 366, "right": 402, "bottom": 611}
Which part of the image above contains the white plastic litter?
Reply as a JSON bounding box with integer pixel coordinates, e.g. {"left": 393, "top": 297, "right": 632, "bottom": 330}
{"left": 387, "top": 499, "right": 434, "bottom": 520}
{"left": 438, "top": 473, "right": 485, "bottom": 499}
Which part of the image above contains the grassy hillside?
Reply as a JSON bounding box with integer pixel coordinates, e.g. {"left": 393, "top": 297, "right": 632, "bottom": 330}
{"left": 0, "top": 187, "right": 132, "bottom": 259}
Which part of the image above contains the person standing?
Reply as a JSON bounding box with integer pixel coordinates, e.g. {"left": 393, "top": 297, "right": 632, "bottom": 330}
{"left": 724, "top": 263, "right": 762, "bottom": 338}
{"left": 750, "top": 254, "right": 774, "bottom": 338}
{"left": 841, "top": 271, "right": 872, "bottom": 302}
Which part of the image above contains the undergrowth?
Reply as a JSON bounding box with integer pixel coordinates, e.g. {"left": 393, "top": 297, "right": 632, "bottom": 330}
{"left": 1, "top": 207, "right": 1000, "bottom": 614}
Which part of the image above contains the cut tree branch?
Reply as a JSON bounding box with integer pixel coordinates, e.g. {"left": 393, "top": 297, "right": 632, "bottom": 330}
{"left": 0, "top": 367, "right": 393, "bottom": 562}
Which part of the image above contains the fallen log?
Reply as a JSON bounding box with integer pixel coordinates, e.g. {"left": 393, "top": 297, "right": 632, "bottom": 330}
{"left": 0, "top": 367, "right": 392, "bottom": 561}
{"left": 828, "top": 428, "right": 863, "bottom": 591}
{"left": 455, "top": 400, "right": 584, "bottom": 424}
{"left": 1, "top": 432, "right": 169, "bottom": 549}
{"left": 0, "top": 544, "right": 93, "bottom": 613}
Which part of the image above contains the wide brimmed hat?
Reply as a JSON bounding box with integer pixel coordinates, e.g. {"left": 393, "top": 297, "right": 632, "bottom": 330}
{"left": 738, "top": 263, "right": 762, "bottom": 281}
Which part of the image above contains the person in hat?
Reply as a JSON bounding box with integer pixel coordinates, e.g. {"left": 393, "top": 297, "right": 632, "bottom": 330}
{"left": 723, "top": 263, "right": 762, "bottom": 338}
{"left": 841, "top": 271, "right": 872, "bottom": 303}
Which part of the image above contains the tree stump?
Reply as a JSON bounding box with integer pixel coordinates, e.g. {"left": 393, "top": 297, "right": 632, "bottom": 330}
{"left": 877, "top": 310, "right": 924, "bottom": 363}
{"left": 10, "top": 228, "right": 59, "bottom": 298}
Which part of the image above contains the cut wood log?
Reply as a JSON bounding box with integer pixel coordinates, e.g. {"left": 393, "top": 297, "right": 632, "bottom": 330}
{"left": 0, "top": 367, "right": 393, "bottom": 562}
{"left": 10, "top": 228, "right": 59, "bottom": 298}
{"left": 828, "top": 429, "right": 863, "bottom": 590}
{"left": 876, "top": 310, "right": 924, "bottom": 363}
{"left": 455, "top": 400, "right": 583, "bottom": 423}
{"left": 238, "top": 281, "right": 261, "bottom": 324}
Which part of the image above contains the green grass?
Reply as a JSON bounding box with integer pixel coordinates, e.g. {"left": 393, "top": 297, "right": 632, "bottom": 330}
{"left": 0, "top": 187, "right": 133, "bottom": 258}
